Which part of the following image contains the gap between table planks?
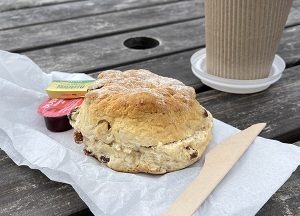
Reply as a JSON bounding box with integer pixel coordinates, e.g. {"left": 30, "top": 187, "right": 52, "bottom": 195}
{"left": 0, "top": 0, "right": 86, "bottom": 12}
{"left": 0, "top": 0, "right": 194, "bottom": 30}
{"left": 0, "top": 0, "right": 204, "bottom": 52}
{"left": 197, "top": 65, "right": 300, "bottom": 144}
{"left": 12, "top": 20, "right": 299, "bottom": 77}
{"left": 0, "top": 0, "right": 299, "bottom": 31}
{"left": 99, "top": 23, "right": 299, "bottom": 91}
{"left": 0, "top": 0, "right": 299, "bottom": 54}
{"left": 85, "top": 21, "right": 300, "bottom": 93}
{"left": 2, "top": 1, "right": 299, "bottom": 144}
{"left": 0, "top": 0, "right": 299, "bottom": 44}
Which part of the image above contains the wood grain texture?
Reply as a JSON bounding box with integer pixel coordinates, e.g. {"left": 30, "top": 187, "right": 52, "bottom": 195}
{"left": 0, "top": 0, "right": 191, "bottom": 30}
{"left": 89, "top": 16, "right": 300, "bottom": 90}
{"left": 278, "top": 25, "right": 300, "bottom": 68}
{"left": 197, "top": 65, "right": 300, "bottom": 143}
{"left": 0, "top": 0, "right": 84, "bottom": 12}
{"left": 96, "top": 49, "right": 206, "bottom": 90}
{"left": 293, "top": 0, "right": 300, "bottom": 7}
{"left": 285, "top": 0, "right": 300, "bottom": 27}
{"left": 257, "top": 142, "right": 300, "bottom": 216}
{"left": 0, "top": 150, "right": 87, "bottom": 216}
{"left": 21, "top": 19, "right": 205, "bottom": 73}
{"left": 112, "top": 10, "right": 300, "bottom": 92}
{"left": 0, "top": 0, "right": 298, "bottom": 31}
{"left": 286, "top": 4, "right": 300, "bottom": 27}
{"left": 0, "top": 0, "right": 204, "bottom": 52}
{"left": 89, "top": 19, "right": 300, "bottom": 91}
{"left": 1, "top": 0, "right": 299, "bottom": 53}
{"left": 19, "top": 20, "right": 300, "bottom": 76}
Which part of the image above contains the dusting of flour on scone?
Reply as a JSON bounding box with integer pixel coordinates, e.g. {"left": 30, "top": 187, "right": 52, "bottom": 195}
{"left": 69, "top": 69, "right": 213, "bottom": 174}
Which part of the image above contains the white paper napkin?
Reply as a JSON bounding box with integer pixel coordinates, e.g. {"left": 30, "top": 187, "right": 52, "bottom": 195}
{"left": 0, "top": 50, "right": 299, "bottom": 216}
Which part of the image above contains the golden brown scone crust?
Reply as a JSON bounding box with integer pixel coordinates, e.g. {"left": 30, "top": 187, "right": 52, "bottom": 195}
{"left": 70, "top": 69, "right": 213, "bottom": 174}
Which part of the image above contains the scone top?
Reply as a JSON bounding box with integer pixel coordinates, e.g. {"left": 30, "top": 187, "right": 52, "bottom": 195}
{"left": 70, "top": 69, "right": 209, "bottom": 147}
{"left": 87, "top": 69, "right": 196, "bottom": 114}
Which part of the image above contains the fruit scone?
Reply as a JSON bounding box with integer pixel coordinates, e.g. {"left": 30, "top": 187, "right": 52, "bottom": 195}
{"left": 69, "top": 69, "right": 213, "bottom": 174}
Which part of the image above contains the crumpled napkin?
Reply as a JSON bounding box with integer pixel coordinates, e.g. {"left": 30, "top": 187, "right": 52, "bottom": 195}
{"left": 0, "top": 50, "right": 299, "bottom": 216}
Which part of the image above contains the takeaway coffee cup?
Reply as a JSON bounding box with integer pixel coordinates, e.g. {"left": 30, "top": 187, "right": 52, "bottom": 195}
{"left": 205, "top": 0, "right": 293, "bottom": 80}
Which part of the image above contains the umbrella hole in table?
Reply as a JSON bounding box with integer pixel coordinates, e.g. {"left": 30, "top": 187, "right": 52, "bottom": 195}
{"left": 123, "top": 37, "right": 159, "bottom": 50}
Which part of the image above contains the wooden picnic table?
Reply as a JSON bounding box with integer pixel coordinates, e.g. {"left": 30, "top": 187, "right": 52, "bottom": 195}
{"left": 0, "top": 0, "right": 299, "bottom": 215}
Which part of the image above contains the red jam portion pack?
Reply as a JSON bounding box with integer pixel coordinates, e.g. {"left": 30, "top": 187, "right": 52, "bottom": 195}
{"left": 37, "top": 98, "right": 83, "bottom": 117}
{"left": 37, "top": 98, "right": 83, "bottom": 132}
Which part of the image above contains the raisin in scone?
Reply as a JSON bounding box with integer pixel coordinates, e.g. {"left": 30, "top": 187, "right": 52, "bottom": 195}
{"left": 69, "top": 69, "right": 213, "bottom": 174}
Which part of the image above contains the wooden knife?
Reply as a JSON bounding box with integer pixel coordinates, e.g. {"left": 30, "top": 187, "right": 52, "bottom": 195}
{"left": 162, "top": 123, "right": 266, "bottom": 216}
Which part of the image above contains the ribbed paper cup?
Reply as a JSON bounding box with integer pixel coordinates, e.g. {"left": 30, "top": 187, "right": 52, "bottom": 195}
{"left": 205, "top": 0, "right": 293, "bottom": 80}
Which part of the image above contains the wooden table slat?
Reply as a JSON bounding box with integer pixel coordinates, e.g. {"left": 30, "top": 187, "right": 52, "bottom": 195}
{"left": 105, "top": 49, "right": 205, "bottom": 90}
{"left": 1, "top": 0, "right": 300, "bottom": 52}
{"left": 278, "top": 26, "right": 300, "bottom": 68}
{"left": 22, "top": 19, "right": 205, "bottom": 73}
{"left": 0, "top": 150, "right": 87, "bottom": 216}
{"left": 286, "top": 0, "right": 300, "bottom": 27}
{"left": 1, "top": 0, "right": 299, "bottom": 31}
{"left": 0, "top": 0, "right": 86, "bottom": 12}
{"left": 18, "top": 21, "right": 300, "bottom": 79}
{"left": 2, "top": 0, "right": 300, "bottom": 54}
{"left": 86, "top": 12, "right": 300, "bottom": 91}
{"left": 0, "top": 0, "right": 204, "bottom": 52}
{"left": 0, "top": 0, "right": 193, "bottom": 31}
{"left": 293, "top": 0, "right": 300, "bottom": 7}
{"left": 89, "top": 19, "right": 300, "bottom": 92}
{"left": 197, "top": 65, "right": 300, "bottom": 143}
